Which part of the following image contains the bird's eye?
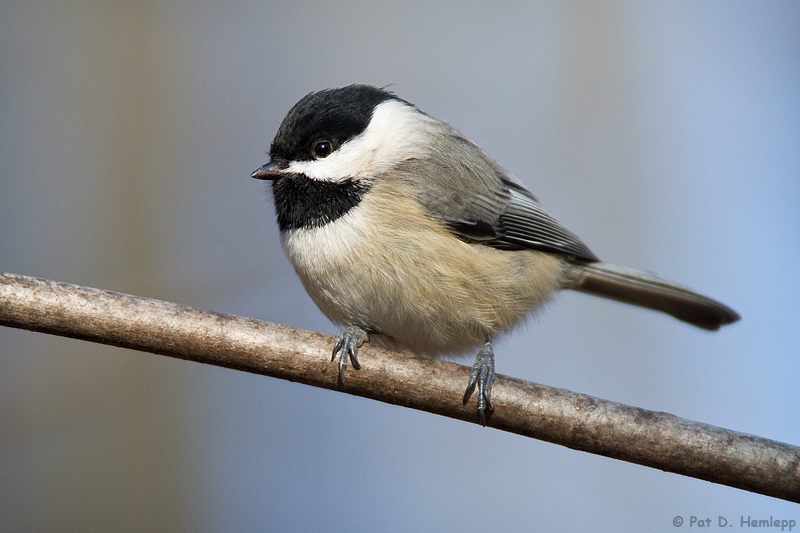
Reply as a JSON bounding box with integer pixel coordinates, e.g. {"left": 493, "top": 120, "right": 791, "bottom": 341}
{"left": 312, "top": 140, "right": 332, "bottom": 159}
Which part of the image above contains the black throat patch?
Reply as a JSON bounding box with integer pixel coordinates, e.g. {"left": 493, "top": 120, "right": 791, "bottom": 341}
{"left": 271, "top": 173, "right": 371, "bottom": 231}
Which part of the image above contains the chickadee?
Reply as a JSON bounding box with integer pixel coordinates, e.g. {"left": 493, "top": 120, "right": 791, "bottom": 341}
{"left": 253, "top": 84, "right": 739, "bottom": 424}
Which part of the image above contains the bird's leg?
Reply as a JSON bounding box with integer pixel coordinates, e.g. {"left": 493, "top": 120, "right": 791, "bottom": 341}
{"left": 331, "top": 325, "right": 370, "bottom": 387}
{"left": 462, "top": 339, "right": 495, "bottom": 426}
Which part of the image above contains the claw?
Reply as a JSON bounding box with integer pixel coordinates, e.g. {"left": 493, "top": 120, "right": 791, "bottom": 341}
{"left": 462, "top": 340, "right": 495, "bottom": 426}
{"left": 331, "top": 325, "right": 369, "bottom": 387}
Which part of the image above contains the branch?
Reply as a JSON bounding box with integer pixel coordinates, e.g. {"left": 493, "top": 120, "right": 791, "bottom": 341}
{"left": 1, "top": 271, "right": 798, "bottom": 502}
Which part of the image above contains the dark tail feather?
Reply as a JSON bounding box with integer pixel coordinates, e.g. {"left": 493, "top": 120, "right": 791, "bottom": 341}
{"left": 566, "top": 262, "right": 740, "bottom": 331}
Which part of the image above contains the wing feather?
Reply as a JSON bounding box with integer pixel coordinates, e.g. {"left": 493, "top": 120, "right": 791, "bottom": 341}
{"left": 392, "top": 117, "right": 598, "bottom": 262}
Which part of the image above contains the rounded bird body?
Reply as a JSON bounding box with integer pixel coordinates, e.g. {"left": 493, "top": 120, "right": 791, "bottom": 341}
{"left": 253, "top": 84, "right": 739, "bottom": 423}
{"left": 282, "top": 177, "right": 565, "bottom": 357}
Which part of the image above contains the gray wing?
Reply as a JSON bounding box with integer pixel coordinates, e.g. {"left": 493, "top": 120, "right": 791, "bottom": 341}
{"left": 492, "top": 179, "right": 599, "bottom": 261}
{"left": 394, "top": 123, "right": 598, "bottom": 262}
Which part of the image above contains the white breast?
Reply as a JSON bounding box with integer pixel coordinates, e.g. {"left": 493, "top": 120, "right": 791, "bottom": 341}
{"left": 281, "top": 182, "right": 565, "bottom": 358}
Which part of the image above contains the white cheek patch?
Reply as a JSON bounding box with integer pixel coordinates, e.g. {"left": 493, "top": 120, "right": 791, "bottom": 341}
{"left": 287, "top": 99, "right": 434, "bottom": 182}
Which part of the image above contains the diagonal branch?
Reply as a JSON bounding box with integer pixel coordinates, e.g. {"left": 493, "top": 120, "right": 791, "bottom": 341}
{"left": 0, "top": 271, "right": 798, "bottom": 502}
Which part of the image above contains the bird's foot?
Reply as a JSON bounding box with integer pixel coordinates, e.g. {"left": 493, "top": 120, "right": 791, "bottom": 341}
{"left": 332, "top": 325, "right": 369, "bottom": 387}
{"left": 462, "top": 340, "right": 495, "bottom": 426}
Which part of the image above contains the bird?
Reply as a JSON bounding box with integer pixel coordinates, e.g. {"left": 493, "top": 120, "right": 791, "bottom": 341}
{"left": 252, "top": 84, "right": 739, "bottom": 425}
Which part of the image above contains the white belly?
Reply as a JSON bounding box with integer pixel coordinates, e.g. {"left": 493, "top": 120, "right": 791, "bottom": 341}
{"left": 281, "top": 184, "right": 564, "bottom": 357}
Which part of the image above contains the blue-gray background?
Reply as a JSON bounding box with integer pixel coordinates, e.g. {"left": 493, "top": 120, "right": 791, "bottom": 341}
{"left": 1, "top": 2, "right": 798, "bottom": 531}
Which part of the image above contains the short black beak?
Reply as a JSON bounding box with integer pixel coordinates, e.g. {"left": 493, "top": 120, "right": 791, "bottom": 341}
{"left": 251, "top": 160, "right": 281, "bottom": 180}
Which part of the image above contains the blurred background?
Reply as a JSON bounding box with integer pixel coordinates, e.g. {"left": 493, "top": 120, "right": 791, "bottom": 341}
{"left": 1, "top": 1, "right": 798, "bottom": 531}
